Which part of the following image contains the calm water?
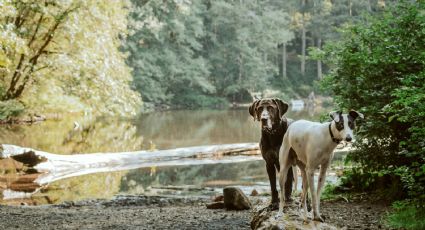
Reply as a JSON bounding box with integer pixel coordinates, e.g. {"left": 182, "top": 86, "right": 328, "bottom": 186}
{"left": 0, "top": 107, "right": 332, "bottom": 205}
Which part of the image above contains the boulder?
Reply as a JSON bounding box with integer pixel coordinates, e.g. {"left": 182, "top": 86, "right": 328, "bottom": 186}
{"left": 206, "top": 201, "right": 225, "bottom": 209}
{"left": 223, "top": 187, "right": 252, "bottom": 210}
{"left": 251, "top": 199, "right": 338, "bottom": 230}
{"left": 213, "top": 195, "right": 224, "bottom": 202}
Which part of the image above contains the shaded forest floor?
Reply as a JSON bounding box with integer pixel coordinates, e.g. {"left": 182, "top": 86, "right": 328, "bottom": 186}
{"left": 0, "top": 194, "right": 390, "bottom": 230}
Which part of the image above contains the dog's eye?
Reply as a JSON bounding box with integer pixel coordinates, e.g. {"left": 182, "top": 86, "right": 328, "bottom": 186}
{"left": 336, "top": 122, "right": 344, "bottom": 130}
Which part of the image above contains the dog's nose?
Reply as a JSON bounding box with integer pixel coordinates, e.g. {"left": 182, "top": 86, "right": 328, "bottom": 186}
{"left": 346, "top": 136, "right": 352, "bottom": 142}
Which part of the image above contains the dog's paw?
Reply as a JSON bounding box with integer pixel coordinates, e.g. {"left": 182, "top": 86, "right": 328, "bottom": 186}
{"left": 275, "top": 211, "right": 283, "bottom": 219}
{"left": 267, "top": 202, "right": 279, "bottom": 211}
{"left": 313, "top": 215, "right": 325, "bottom": 223}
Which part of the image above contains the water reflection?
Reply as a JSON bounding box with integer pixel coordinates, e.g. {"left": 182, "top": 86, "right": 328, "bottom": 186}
{"left": 0, "top": 116, "right": 144, "bottom": 154}
{"left": 135, "top": 108, "right": 327, "bottom": 150}
{"left": 0, "top": 108, "right": 327, "bottom": 153}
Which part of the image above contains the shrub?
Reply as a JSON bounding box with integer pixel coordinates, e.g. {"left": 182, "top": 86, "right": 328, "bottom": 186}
{"left": 322, "top": 0, "right": 425, "bottom": 203}
{"left": 0, "top": 100, "right": 25, "bottom": 121}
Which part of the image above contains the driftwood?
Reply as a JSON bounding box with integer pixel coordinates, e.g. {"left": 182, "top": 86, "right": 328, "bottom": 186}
{"left": 0, "top": 143, "right": 261, "bottom": 186}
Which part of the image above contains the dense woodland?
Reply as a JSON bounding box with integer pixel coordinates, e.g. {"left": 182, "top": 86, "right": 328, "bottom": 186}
{"left": 1, "top": 0, "right": 425, "bottom": 228}
{"left": 125, "top": 0, "right": 392, "bottom": 109}
{"left": 1, "top": 0, "right": 390, "bottom": 116}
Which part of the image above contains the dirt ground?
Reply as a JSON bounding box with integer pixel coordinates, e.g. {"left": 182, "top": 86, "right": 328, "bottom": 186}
{"left": 0, "top": 195, "right": 390, "bottom": 230}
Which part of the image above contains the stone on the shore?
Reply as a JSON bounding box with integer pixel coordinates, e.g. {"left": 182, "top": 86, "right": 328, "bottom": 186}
{"left": 251, "top": 200, "right": 338, "bottom": 230}
{"left": 206, "top": 202, "right": 225, "bottom": 209}
{"left": 213, "top": 195, "right": 224, "bottom": 202}
{"left": 223, "top": 187, "right": 251, "bottom": 210}
{"left": 251, "top": 189, "right": 259, "bottom": 196}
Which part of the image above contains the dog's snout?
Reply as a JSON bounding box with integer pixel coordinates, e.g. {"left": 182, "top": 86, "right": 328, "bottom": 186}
{"left": 261, "top": 111, "right": 270, "bottom": 120}
{"left": 345, "top": 135, "right": 352, "bottom": 142}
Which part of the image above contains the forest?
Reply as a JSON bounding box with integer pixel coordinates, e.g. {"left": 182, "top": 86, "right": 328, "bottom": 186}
{"left": 1, "top": 0, "right": 389, "bottom": 116}
{"left": 1, "top": 0, "right": 425, "bottom": 229}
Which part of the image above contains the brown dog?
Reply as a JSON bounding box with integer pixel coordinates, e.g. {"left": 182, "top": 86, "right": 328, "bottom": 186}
{"left": 249, "top": 98, "right": 293, "bottom": 209}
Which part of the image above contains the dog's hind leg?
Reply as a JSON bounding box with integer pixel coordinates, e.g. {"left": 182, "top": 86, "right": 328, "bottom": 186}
{"left": 292, "top": 166, "right": 298, "bottom": 195}
{"left": 277, "top": 141, "right": 291, "bottom": 217}
{"left": 297, "top": 164, "right": 309, "bottom": 222}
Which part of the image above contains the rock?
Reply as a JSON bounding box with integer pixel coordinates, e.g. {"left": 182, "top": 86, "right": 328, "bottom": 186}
{"left": 251, "top": 189, "right": 259, "bottom": 196}
{"left": 251, "top": 206, "right": 273, "bottom": 230}
{"left": 213, "top": 195, "right": 224, "bottom": 202}
{"left": 206, "top": 202, "right": 225, "bottom": 209}
{"left": 250, "top": 200, "right": 339, "bottom": 230}
{"left": 223, "top": 187, "right": 251, "bottom": 210}
{"left": 10, "top": 151, "right": 47, "bottom": 167}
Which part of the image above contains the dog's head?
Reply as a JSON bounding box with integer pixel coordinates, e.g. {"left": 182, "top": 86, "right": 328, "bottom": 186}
{"left": 249, "top": 98, "right": 289, "bottom": 130}
{"left": 329, "top": 110, "right": 364, "bottom": 142}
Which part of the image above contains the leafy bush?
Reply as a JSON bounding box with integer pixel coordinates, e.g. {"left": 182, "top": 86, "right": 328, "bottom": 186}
{"left": 0, "top": 100, "right": 25, "bottom": 121}
{"left": 322, "top": 0, "right": 425, "bottom": 203}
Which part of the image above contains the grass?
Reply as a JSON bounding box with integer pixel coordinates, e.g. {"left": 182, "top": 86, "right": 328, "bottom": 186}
{"left": 386, "top": 201, "right": 425, "bottom": 230}
{"left": 320, "top": 183, "right": 352, "bottom": 202}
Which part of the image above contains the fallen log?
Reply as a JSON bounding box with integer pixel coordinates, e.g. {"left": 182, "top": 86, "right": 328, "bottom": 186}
{"left": 0, "top": 143, "right": 261, "bottom": 186}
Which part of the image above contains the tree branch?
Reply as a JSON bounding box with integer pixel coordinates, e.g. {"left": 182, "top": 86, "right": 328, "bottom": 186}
{"left": 28, "top": 14, "right": 44, "bottom": 48}
{"left": 6, "top": 5, "right": 80, "bottom": 99}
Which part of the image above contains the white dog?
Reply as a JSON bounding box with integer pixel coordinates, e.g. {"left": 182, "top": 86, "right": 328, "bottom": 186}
{"left": 277, "top": 110, "right": 364, "bottom": 222}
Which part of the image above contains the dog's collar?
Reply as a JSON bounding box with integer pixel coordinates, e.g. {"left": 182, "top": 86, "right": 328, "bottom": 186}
{"left": 328, "top": 123, "right": 341, "bottom": 144}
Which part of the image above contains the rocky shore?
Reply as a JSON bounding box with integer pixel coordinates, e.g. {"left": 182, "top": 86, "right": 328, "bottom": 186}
{"left": 0, "top": 192, "right": 390, "bottom": 230}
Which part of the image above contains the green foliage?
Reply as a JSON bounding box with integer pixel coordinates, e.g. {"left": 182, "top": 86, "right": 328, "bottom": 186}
{"left": 175, "top": 92, "right": 228, "bottom": 109}
{"left": 387, "top": 200, "right": 425, "bottom": 230}
{"left": 0, "top": 0, "right": 141, "bottom": 118}
{"left": 320, "top": 183, "right": 338, "bottom": 200}
{"left": 321, "top": 0, "right": 425, "bottom": 204}
{"left": 0, "top": 100, "right": 24, "bottom": 120}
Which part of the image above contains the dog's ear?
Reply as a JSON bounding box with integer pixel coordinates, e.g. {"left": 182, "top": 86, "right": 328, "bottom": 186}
{"left": 272, "top": 98, "right": 289, "bottom": 119}
{"left": 349, "top": 110, "right": 364, "bottom": 120}
{"left": 249, "top": 100, "right": 261, "bottom": 121}
{"left": 329, "top": 111, "right": 342, "bottom": 122}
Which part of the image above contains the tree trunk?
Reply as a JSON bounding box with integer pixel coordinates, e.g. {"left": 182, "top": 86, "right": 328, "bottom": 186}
{"left": 301, "top": 0, "right": 306, "bottom": 76}
{"left": 1, "top": 143, "right": 261, "bottom": 185}
{"left": 349, "top": 0, "right": 353, "bottom": 16}
{"left": 283, "top": 43, "right": 287, "bottom": 79}
{"left": 317, "top": 37, "right": 322, "bottom": 80}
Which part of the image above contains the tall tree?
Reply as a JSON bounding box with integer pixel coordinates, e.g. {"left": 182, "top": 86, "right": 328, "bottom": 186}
{"left": 0, "top": 0, "right": 141, "bottom": 116}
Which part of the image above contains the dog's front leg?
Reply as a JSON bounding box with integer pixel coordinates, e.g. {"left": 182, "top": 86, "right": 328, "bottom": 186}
{"left": 316, "top": 162, "right": 329, "bottom": 217}
{"left": 307, "top": 168, "right": 324, "bottom": 222}
{"left": 266, "top": 162, "right": 279, "bottom": 209}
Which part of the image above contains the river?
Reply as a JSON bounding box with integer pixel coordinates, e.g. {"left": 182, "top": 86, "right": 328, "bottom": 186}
{"left": 0, "top": 107, "right": 341, "bottom": 205}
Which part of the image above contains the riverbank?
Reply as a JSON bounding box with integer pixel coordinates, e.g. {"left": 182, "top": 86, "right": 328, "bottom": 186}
{"left": 0, "top": 194, "right": 390, "bottom": 230}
